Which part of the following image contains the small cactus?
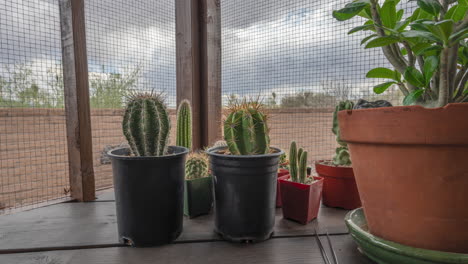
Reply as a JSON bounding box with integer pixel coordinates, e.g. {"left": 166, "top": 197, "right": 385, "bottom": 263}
{"left": 224, "top": 100, "right": 270, "bottom": 155}
{"left": 176, "top": 99, "right": 192, "bottom": 150}
{"left": 298, "top": 151, "right": 308, "bottom": 184}
{"left": 332, "top": 100, "right": 354, "bottom": 166}
{"left": 278, "top": 152, "right": 288, "bottom": 168}
{"left": 289, "top": 141, "right": 298, "bottom": 182}
{"left": 212, "top": 140, "right": 228, "bottom": 148}
{"left": 185, "top": 153, "right": 209, "bottom": 180}
{"left": 122, "top": 92, "right": 170, "bottom": 156}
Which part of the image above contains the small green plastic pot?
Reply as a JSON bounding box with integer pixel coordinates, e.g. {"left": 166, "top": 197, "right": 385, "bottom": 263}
{"left": 183, "top": 176, "right": 213, "bottom": 218}
{"left": 345, "top": 208, "right": 468, "bottom": 264}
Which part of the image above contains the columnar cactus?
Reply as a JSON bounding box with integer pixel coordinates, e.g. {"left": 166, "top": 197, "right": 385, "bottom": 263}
{"left": 289, "top": 141, "right": 298, "bottom": 182}
{"left": 224, "top": 101, "right": 270, "bottom": 155}
{"left": 185, "top": 153, "right": 209, "bottom": 180}
{"left": 298, "top": 151, "right": 308, "bottom": 184}
{"left": 122, "top": 92, "right": 170, "bottom": 156}
{"left": 176, "top": 99, "right": 192, "bottom": 150}
{"left": 332, "top": 100, "right": 354, "bottom": 166}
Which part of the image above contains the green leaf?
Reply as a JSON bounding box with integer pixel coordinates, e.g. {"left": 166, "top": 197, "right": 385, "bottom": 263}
{"left": 361, "top": 34, "right": 378, "bottom": 45}
{"left": 365, "top": 36, "right": 400, "bottom": 48}
{"left": 395, "top": 19, "right": 411, "bottom": 31}
{"left": 423, "top": 56, "right": 438, "bottom": 86}
{"left": 401, "top": 30, "right": 439, "bottom": 41}
{"left": 381, "top": 0, "right": 398, "bottom": 28}
{"left": 404, "top": 66, "right": 425, "bottom": 87}
{"left": 409, "top": 8, "right": 421, "bottom": 22}
{"left": 450, "top": 27, "right": 468, "bottom": 43}
{"left": 366, "top": 67, "right": 398, "bottom": 79}
{"left": 403, "top": 89, "right": 424, "bottom": 105}
{"left": 411, "top": 43, "right": 432, "bottom": 54}
{"left": 401, "top": 47, "right": 408, "bottom": 55}
{"left": 396, "top": 9, "right": 404, "bottom": 21}
{"left": 445, "top": 4, "right": 468, "bottom": 22}
{"left": 374, "top": 82, "right": 396, "bottom": 94}
{"left": 459, "top": 0, "right": 468, "bottom": 7}
{"left": 333, "top": 1, "right": 370, "bottom": 21}
{"left": 358, "top": 6, "right": 373, "bottom": 19}
{"left": 417, "top": 0, "right": 441, "bottom": 16}
{"left": 435, "top": 20, "right": 454, "bottom": 43}
{"left": 348, "top": 24, "right": 374, "bottom": 34}
{"left": 414, "top": 45, "right": 442, "bottom": 56}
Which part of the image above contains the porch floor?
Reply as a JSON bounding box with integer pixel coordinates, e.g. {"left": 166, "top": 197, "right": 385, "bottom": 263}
{"left": 0, "top": 190, "right": 375, "bottom": 263}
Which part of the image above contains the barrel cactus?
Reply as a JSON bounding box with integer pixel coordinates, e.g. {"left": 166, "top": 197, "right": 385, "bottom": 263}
{"left": 122, "top": 92, "right": 170, "bottom": 156}
{"left": 176, "top": 99, "right": 192, "bottom": 150}
{"left": 288, "top": 141, "right": 309, "bottom": 184}
{"left": 224, "top": 101, "right": 270, "bottom": 155}
{"left": 185, "top": 153, "right": 209, "bottom": 180}
{"left": 332, "top": 100, "right": 354, "bottom": 166}
{"left": 212, "top": 140, "right": 228, "bottom": 148}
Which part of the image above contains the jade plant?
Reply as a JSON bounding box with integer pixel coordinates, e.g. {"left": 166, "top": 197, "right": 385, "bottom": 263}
{"left": 185, "top": 153, "right": 209, "bottom": 180}
{"left": 122, "top": 92, "right": 170, "bottom": 156}
{"left": 176, "top": 99, "right": 192, "bottom": 150}
{"left": 288, "top": 141, "right": 309, "bottom": 184}
{"left": 332, "top": 101, "right": 354, "bottom": 166}
{"left": 333, "top": 0, "right": 468, "bottom": 107}
{"left": 224, "top": 100, "right": 270, "bottom": 155}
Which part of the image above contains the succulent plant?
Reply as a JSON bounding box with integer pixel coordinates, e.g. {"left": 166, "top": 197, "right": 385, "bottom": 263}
{"left": 278, "top": 152, "right": 288, "bottom": 168}
{"left": 332, "top": 100, "right": 354, "bottom": 166}
{"left": 288, "top": 141, "right": 309, "bottom": 184}
{"left": 212, "top": 140, "right": 228, "bottom": 148}
{"left": 298, "top": 150, "right": 308, "bottom": 184}
{"left": 176, "top": 99, "right": 192, "bottom": 150}
{"left": 224, "top": 100, "right": 270, "bottom": 155}
{"left": 289, "top": 141, "right": 298, "bottom": 182}
{"left": 185, "top": 153, "right": 209, "bottom": 180}
{"left": 122, "top": 92, "right": 170, "bottom": 156}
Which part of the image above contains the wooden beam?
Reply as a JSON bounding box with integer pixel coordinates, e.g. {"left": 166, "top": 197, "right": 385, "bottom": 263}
{"left": 176, "top": 0, "right": 222, "bottom": 149}
{"left": 176, "top": 0, "right": 202, "bottom": 150}
{"left": 59, "top": 0, "right": 95, "bottom": 201}
{"left": 200, "top": 0, "right": 222, "bottom": 147}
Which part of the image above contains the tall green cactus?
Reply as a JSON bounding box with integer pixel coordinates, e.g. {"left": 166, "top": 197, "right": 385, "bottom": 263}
{"left": 122, "top": 92, "right": 170, "bottom": 156}
{"left": 332, "top": 100, "right": 354, "bottom": 166}
{"left": 289, "top": 141, "right": 298, "bottom": 182}
{"left": 185, "top": 153, "right": 209, "bottom": 180}
{"left": 224, "top": 101, "right": 270, "bottom": 155}
{"left": 176, "top": 99, "right": 192, "bottom": 150}
{"left": 298, "top": 151, "right": 308, "bottom": 184}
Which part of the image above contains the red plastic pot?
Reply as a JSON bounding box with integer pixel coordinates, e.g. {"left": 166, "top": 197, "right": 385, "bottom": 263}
{"left": 315, "top": 161, "right": 361, "bottom": 210}
{"left": 276, "top": 169, "right": 290, "bottom": 207}
{"left": 279, "top": 176, "right": 324, "bottom": 225}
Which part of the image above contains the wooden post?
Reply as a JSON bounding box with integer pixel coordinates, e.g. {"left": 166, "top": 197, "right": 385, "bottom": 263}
{"left": 59, "top": 0, "right": 95, "bottom": 201}
{"left": 176, "top": 0, "right": 221, "bottom": 150}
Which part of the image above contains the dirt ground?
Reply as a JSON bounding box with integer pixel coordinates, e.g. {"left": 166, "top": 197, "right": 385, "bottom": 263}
{"left": 0, "top": 108, "right": 335, "bottom": 212}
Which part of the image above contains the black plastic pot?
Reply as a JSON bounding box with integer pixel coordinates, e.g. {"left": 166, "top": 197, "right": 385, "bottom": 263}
{"left": 184, "top": 176, "right": 213, "bottom": 218}
{"left": 108, "top": 146, "right": 189, "bottom": 247}
{"left": 207, "top": 146, "right": 284, "bottom": 242}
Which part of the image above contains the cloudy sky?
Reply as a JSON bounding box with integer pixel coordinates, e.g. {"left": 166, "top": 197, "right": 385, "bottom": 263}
{"left": 0, "top": 0, "right": 401, "bottom": 107}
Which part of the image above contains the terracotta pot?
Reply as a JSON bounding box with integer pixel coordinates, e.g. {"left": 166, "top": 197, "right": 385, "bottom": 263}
{"left": 315, "top": 161, "right": 361, "bottom": 210}
{"left": 338, "top": 103, "right": 468, "bottom": 253}
{"left": 276, "top": 169, "right": 290, "bottom": 207}
{"left": 279, "top": 176, "right": 324, "bottom": 225}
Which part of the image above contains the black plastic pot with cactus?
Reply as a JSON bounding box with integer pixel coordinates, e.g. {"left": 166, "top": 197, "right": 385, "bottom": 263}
{"left": 206, "top": 100, "right": 283, "bottom": 243}
{"left": 108, "top": 92, "right": 189, "bottom": 247}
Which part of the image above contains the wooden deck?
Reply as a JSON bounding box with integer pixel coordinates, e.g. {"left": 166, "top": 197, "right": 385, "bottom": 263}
{"left": 0, "top": 190, "right": 375, "bottom": 263}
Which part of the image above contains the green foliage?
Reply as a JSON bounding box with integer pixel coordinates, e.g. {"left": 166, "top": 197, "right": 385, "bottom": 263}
{"left": 185, "top": 153, "right": 209, "bottom": 180}
{"left": 176, "top": 99, "right": 192, "bottom": 150}
{"left": 332, "top": 101, "right": 354, "bottom": 166}
{"left": 122, "top": 92, "right": 170, "bottom": 157}
{"left": 288, "top": 141, "right": 309, "bottom": 184}
{"left": 224, "top": 100, "right": 270, "bottom": 155}
{"left": 333, "top": 0, "right": 468, "bottom": 107}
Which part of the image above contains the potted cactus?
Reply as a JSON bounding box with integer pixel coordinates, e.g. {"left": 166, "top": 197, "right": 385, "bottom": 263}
{"left": 315, "top": 101, "right": 361, "bottom": 210}
{"left": 176, "top": 99, "right": 192, "bottom": 150}
{"left": 206, "top": 100, "right": 283, "bottom": 242}
{"left": 183, "top": 153, "right": 213, "bottom": 218}
{"left": 276, "top": 153, "right": 290, "bottom": 207}
{"left": 108, "top": 92, "right": 189, "bottom": 247}
{"left": 280, "top": 141, "right": 324, "bottom": 225}
{"left": 334, "top": 0, "right": 468, "bottom": 253}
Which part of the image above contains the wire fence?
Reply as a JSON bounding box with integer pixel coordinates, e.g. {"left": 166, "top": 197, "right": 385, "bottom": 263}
{"left": 0, "top": 0, "right": 415, "bottom": 212}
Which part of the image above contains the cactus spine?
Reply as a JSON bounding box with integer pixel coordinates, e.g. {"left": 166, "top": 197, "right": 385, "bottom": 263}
{"left": 122, "top": 92, "right": 170, "bottom": 156}
{"left": 176, "top": 99, "right": 192, "bottom": 150}
{"left": 185, "top": 153, "right": 209, "bottom": 180}
{"left": 298, "top": 151, "right": 308, "bottom": 184}
{"left": 289, "top": 141, "right": 298, "bottom": 182}
{"left": 332, "top": 100, "right": 354, "bottom": 166}
{"left": 224, "top": 101, "right": 270, "bottom": 155}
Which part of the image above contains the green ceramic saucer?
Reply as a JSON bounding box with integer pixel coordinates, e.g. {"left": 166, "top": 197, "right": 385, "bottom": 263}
{"left": 345, "top": 208, "right": 468, "bottom": 264}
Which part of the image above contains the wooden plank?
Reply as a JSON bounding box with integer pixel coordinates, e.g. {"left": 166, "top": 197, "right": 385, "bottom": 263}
{"left": 59, "top": 0, "right": 95, "bottom": 201}
{"left": 200, "top": 0, "right": 222, "bottom": 146}
{"left": 0, "top": 235, "right": 374, "bottom": 264}
{"left": 0, "top": 201, "right": 350, "bottom": 251}
{"left": 176, "top": 0, "right": 202, "bottom": 150}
